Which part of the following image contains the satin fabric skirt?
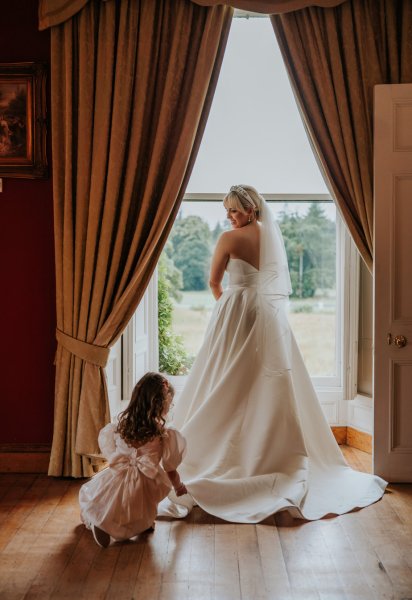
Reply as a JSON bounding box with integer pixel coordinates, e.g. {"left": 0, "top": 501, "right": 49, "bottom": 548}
{"left": 162, "top": 260, "right": 386, "bottom": 522}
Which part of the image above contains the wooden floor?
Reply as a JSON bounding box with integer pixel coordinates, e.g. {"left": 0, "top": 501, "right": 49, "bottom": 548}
{"left": 0, "top": 447, "right": 411, "bottom": 600}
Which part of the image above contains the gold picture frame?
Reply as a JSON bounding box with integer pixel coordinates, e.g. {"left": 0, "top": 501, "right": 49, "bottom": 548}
{"left": 0, "top": 62, "right": 48, "bottom": 179}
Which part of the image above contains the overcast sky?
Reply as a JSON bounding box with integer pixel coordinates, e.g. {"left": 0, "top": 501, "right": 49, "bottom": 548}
{"left": 186, "top": 16, "right": 329, "bottom": 196}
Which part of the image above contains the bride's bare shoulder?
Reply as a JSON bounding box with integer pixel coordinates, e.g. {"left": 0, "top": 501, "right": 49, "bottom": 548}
{"left": 218, "top": 226, "right": 257, "bottom": 250}
{"left": 216, "top": 229, "right": 237, "bottom": 244}
{"left": 217, "top": 229, "right": 241, "bottom": 249}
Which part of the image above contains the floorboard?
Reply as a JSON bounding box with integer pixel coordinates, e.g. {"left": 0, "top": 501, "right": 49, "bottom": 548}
{"left": 0, "top": 447, "right": 411, "bottom": 600}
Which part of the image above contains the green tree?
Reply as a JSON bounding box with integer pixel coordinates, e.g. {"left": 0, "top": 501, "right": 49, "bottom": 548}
{"left": 158, "top": 254, "right": 191, "bottom": 375}
{"left": 170, "top": 216, "right": 212, "bottom": 291}
{"left": 279, "top": 204, "right": 335, "bottom": 298}
{"left": 212, "top": 220, "right": 229, "bottom": 243}
{"left": 161, "top": 240, "right": 183, "bottom": 302}
{"left": 303, "top": 203, "right": 335, "bottom": 292}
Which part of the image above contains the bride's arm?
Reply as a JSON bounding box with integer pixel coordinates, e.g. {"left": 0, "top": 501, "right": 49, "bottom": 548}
{"left": 209, "top": 233, "right": 230, "bottom": 300}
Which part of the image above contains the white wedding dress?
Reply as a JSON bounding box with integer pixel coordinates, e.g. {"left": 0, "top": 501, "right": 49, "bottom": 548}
{"left": 163, "top": 200, "right": 386, "bottom": 523}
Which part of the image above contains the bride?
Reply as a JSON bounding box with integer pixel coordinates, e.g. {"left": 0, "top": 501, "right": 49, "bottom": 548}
{"left": 165, "top": 184, "right": 386, "bottom": 522}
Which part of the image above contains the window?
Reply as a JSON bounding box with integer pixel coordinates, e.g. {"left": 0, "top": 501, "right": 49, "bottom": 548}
{"left": 154, "top": 13, "right": 357, "bottom": 425}
{"left": 107, "top": 13, "right": 360, "bottom": 426}
{"left": 161, "top": 195, "right": 342, "bottom": 387}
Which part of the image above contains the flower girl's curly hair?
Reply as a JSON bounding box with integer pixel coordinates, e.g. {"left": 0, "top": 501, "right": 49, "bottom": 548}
{"left": 116, "top": 372, "right": 174, "bottom": 445}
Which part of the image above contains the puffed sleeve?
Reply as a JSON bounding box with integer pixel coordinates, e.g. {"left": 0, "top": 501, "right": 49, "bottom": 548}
{"left": 97, "top": 422, "right": 117, "bottom": 460}
{"left": 162, "top": 428, "right": 187, "bottom": 471}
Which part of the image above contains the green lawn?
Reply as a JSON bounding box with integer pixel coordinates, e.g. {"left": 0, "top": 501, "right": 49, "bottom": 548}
{"left": 172, "top": 291, "right": 336, "bottom": 377}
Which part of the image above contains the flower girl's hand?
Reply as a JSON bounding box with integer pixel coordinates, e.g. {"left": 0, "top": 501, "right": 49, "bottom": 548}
{"left": 175, "top": 483, "right": 187, "bottom": 497}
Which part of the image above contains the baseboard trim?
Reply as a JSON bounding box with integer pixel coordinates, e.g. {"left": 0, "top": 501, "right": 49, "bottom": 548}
{"left": 0, "top": 444, "right": 51, "bottom": 473}
{"left": 347, "top": 426, "right": 372, "bottom": 454}
{"left": 331, "top": 426, "right": 347, "bottom": 445}
{"left": 331, "top": 426, "right": 372, "bottom": 454}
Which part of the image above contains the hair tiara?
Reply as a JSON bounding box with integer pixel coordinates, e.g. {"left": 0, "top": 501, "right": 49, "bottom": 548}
{"left": 229, "top": 185, "right": 257, "bottom": 209}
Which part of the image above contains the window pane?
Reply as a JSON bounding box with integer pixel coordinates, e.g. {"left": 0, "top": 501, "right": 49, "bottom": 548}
{"left": 159, "top": 200, "right": 337, "bottom": 378}
{"left": 186, "top": 17, "right": 328, "bottom": 195}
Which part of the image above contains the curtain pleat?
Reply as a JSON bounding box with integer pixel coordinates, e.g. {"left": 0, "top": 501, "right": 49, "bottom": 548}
{"left": 271, "top": 0, "right": 412, "bottom": 270}
{"left": 50, "top": 0, "right": 233, "bottom": 477}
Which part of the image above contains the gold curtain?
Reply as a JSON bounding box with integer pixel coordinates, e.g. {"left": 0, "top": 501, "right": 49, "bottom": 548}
{"left": 49, "top": 0, "right": 233, "bottom": 477}
{"left": 272, "top": 0, "right": 412, "bottom": 270}
{"left": 38, "top": 0, "right": 346, "bottom": 27}
{"left": 191, "top": 0, "right": 345, "bottom": 13}
{"left": 38, "top": 0, "right": 89, "bottom": 28}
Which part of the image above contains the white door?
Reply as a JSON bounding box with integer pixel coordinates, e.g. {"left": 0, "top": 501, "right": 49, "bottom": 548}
{"left": 122, "top": 270, "right": 159, "bottom": 405}
{"left": 105, "top": 335, "right": 122, "bottom": 419}
{"left": 374, "top": 83, "right": 412, "bottom": 482}
{"left": 106, "top": 271, "right": 159, "bottom": 419}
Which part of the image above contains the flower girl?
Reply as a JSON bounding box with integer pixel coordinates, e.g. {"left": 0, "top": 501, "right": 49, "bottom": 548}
{"left": 79, "top": 372, "right": 187, "bottom": 547}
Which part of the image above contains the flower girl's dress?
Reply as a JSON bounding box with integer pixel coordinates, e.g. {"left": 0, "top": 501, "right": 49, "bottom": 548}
{"left": 79, "top": 423, "right": 186, "bottom": 540}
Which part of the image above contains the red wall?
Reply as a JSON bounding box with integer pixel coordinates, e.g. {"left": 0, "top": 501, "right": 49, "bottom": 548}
{"left": 0, "top": 1, "right": 55, "bottom": 443}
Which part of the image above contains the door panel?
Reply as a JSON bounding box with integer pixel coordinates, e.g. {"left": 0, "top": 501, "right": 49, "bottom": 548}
{"left": 391, "top": 362, "right": 412, "bottom": 450}
{"left": 106, "top": 271, "right": 158, "bottom": 420}
{"left": 374, "top": 84, "right": 412, "bottom": 482}
{"left": 105, "top": 335, "right": 122, "bottom": 419}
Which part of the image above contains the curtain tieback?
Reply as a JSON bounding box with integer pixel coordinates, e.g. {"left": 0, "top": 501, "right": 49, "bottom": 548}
{"left": 56, "top": 329, "right": 110, "bottom": 368}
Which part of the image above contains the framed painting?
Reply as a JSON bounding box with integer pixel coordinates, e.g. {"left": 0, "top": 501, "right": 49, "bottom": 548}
{"left": 0, "top": 62, "right": 47, "bottom": 179}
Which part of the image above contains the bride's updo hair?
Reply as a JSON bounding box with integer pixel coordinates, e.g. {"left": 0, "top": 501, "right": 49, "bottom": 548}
{"left": 223, "top": 184, "right": 262, "bottom": 221}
